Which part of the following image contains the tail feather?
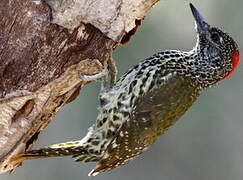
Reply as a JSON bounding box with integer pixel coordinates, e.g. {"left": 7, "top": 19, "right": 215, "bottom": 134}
{"left": 21, "top": 146, "right": 88, "bottom": 158}
{"left": 9, "top": 141, "right": 89, "bottom": 166}
{"left": 10, "top": 127, "right": 106, "bottom": 166}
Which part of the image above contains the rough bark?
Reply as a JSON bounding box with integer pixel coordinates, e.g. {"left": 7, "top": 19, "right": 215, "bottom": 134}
{"left": 0, "top": 0, "right": 160, "bottom": 173}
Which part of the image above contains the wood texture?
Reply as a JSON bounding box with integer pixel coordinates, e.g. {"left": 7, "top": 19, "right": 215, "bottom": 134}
{"left": 0, "top": 0, "right": 160, "bottom": 173}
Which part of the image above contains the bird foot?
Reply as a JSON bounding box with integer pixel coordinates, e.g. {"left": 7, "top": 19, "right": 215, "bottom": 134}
{"left": 78, "top": 51, "right": 117, "bottom": 90}
{"left": 78, "top": 62, "right": 109, "bottom": 82}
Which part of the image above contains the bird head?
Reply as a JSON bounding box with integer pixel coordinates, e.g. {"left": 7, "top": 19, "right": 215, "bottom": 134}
{"left": 190, "top": 3, "right": 239, "bottom": 86}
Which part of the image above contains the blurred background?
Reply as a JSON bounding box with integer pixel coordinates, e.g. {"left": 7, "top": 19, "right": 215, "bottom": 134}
{"left": 2, "top": 0, "right": 243, "bottom": 179}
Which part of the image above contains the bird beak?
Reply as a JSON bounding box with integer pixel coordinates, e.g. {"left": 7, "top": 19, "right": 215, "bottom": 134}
{"left": 190, "top": 3, "right": 206, "bottom": 34}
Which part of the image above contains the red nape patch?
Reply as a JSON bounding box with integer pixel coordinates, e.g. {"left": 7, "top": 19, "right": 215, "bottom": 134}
{"left": 221, "top": 51, "right": 240, "bottom": 80}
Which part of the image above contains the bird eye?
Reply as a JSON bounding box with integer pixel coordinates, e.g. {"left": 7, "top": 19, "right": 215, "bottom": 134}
{"left": 211, "top": 32, "right": 220, "bottom": 43}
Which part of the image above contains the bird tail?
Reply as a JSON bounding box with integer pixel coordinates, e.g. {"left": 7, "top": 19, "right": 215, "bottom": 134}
{"left": 10, "top": 141, "right": 88, "bottom": 166}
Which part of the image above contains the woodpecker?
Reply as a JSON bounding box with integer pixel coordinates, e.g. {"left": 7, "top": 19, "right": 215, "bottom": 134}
{"left": 10, "top": 3, "right": 239, "bottom": 176}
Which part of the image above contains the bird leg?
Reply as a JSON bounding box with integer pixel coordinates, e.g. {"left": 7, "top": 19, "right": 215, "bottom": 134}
{"left": 107, "top": 51, "right": 117, "bottom": 88}
{"left": 78, "top": 51, "right": 117, "bottom": 92}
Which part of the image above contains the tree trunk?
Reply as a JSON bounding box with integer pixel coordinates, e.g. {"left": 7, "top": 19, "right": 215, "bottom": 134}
{"left": 0, "top": 0, "right": 159, "bottom": 173}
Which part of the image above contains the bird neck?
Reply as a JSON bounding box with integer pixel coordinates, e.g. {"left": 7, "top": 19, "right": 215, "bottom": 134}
{"left": 161, "top": 46, "right": 217, "bottom": 89}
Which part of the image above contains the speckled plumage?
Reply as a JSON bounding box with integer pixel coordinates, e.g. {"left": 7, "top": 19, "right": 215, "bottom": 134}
{"left": 11, "top": 4, "right": 239, "bottom": 176}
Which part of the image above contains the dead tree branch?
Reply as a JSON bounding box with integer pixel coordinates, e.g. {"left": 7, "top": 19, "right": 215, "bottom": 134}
{"left": 0, "top": 0, "right": 160, "bottom": 173}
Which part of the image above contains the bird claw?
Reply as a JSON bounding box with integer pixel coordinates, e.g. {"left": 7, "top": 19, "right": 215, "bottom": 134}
{"left": 78, "top": 62, "right": 109, "bottom": 82}
{"left": 78, "top": 51, "right": 117, "bottom": 91}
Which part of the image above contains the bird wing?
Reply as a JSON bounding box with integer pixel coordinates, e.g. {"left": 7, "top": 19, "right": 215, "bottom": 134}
{"left": 90, "top": 75, "right": 200, "bottom": 176}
